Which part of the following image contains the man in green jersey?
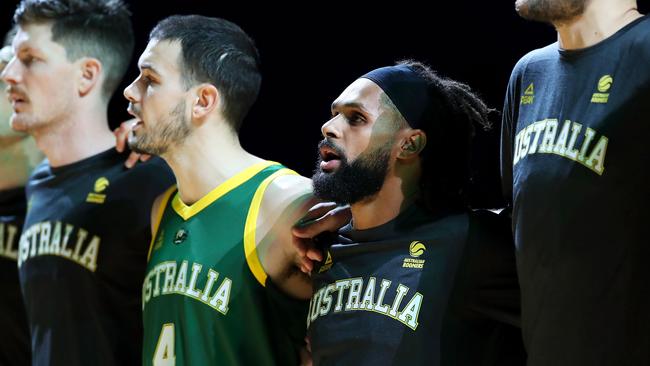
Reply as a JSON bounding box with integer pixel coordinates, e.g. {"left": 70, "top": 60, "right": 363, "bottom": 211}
{"left": 122, "top": 15, "right": 314, "bottom": 365}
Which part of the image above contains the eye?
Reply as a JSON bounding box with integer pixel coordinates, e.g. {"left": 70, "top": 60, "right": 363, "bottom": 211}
{"left": 140, "top": 74, "right": 156, "bottom": 87}
{"left": 347, "top": 112, "right": 366, "bottom": 125}
{"left": 20, "top": 54, "right": 34, "bottom": 66}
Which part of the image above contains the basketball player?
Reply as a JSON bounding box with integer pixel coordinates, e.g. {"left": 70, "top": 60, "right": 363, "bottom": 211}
{"left": 295, "top": 61, "right": 524, "bottom": 365}
{"left": 122, "top": 15, "right": 314, "bottom": 365}
{"left": 1, "top": 1, "right": 174, "bottom": 365}
{"left": 0, "top": 31, "right": 38, "bottom": 366}
{"left": 501, "top": 0, "right": 650, "bottom": 364}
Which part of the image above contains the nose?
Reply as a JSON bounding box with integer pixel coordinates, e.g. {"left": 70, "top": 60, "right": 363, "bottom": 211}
{"left": 123, "top": 78, "right": 139, "bottom": 103}
{"left": 321, "top": 115, "right": 342, "bottom": 139}
{"left": 1, "top": 57, "right": 21, "bottom": 85}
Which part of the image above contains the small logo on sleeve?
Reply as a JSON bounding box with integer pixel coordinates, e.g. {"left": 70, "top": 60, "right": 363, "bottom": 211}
{"left": 591, "top": 75, "right": 613, "bottom": 103}
{"left": 403, "top": 241, "right": 426, "bottom": 269}
{"left": 86, "top": 177, "right": 109, "bottom": 204}
{"left": 318, "top": 251, "right": 333, "bottom": 273}
{"left": 521, "top": 83, "right": 534, "bottom": 105}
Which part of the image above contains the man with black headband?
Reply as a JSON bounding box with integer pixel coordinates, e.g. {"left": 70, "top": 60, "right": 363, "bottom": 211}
{"left": 295, "top": 61, "right": 525, "bottom": 365}
{"left": 502, "top": 0, "right": 650, "bottom": 364}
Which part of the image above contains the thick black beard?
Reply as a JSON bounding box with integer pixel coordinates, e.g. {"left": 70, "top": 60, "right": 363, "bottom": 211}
{"left": 312, "top": 139, "right": 391, "bottom": 205}
{"left": 515, "top": 0, "right": 587, "bottom": 25}
{"left": 128, "top": 100, "right": 190, "bottom": 156}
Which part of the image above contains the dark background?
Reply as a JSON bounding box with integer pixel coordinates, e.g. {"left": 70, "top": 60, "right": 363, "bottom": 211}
{"left": 3, "top": 1, "right": 645, "bottom": 207}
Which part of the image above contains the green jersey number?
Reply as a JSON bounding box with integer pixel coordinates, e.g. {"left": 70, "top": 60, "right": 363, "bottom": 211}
{"left": 153, "top": 323, "right": 176, "bottom": 366}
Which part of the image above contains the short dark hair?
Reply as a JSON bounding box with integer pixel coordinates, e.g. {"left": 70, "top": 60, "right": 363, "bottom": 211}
{"left": 14, "top": 0, "right": 134, "bottom": 100}
{"left": 392, "top": 60, "right": 492, "bottom": 214}
{"left": 149, "top": 15, "right": 262, "bottom": 131}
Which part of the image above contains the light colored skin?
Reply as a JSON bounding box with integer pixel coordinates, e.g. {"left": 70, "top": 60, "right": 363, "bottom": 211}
{"left": 293, "top": 79, "right": 426, "bottom": 272}
{"left": 123, "top": 39, "right": 315, "bottom": 300}
{"left": 1, "top": 22, "right": 115, "bottom": 168}
{"left": 517, "top": 0, "right": 642, "bottom": 49}
{"left": 0, "top": 66, "right": 41, "bottom": 190}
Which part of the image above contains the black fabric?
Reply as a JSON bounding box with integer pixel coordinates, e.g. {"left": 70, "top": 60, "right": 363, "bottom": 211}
{"left": 361, "top": 64, "right": 431, "bottom": 128}
{"left": 0, "top": 187, "right": 31, "bottom": 366}
{"left": 18, "top": 149, "right": 174, "bottom": 366}
{"left": 308, "top": 205, "right": 524, "bottom": 366}
{"left": 500, "top": 15, "right": 650, "bottom": 366}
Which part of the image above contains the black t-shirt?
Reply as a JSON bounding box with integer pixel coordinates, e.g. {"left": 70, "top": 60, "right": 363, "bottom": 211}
{"left": 500, "top": 15, "right": 650, "bottom": 366}
{"left": 308, "top": 205, "right": 524, "bottom": 366}
{"left": 0, "top": 187, "right": 31, "bottom": 366}
{"left": 18, "top": 149, "right": 174, "bottom": 366}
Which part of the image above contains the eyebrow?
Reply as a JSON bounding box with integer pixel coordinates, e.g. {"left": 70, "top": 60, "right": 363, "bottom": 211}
{"left": 331, "top": 101, "right": 367, "bottom": 113}
{"left": 139, "top": 63, "right": 161, "bottom": 76}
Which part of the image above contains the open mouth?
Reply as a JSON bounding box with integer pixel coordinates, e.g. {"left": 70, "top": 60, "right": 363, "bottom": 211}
{"left": 319, "top": 144, "right": 343, "bottom": 172}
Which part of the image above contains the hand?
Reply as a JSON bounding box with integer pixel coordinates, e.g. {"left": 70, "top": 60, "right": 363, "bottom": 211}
{"left": 292, "top": 202, "right": 351, "bottom": 274}
{"left": 299, "top": 336, "right": 313, "bottom": 366}
{"left": 113, "top": 118, "right": 151, "bottom": 168}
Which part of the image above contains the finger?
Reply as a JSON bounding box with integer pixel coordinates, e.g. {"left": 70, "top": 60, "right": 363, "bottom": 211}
{"left": 114, "top": 119, "right": 137, "bottom": 152}
{"left": 295, "top": 202, "right": 339, "bottom": 226}
{"left": 306, "top": 247, "right": 323, "bottom": 262}
{"left": 124, "top": 152, "right": 142, "bottom": 169}
{"left": 293, "top": 205, "right": 351, "bottom": 238}
{"left": 140, "top": 154, "right": 152, "bottom": 162}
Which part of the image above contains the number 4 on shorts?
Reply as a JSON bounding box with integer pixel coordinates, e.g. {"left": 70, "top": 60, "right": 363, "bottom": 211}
{"left": 153, "top": 323, "right": 176, "bottom": 366}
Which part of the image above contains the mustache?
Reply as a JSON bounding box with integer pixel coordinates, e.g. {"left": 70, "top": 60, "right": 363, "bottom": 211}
{"left": 127, "top": 103, "right": 141, "bottom": 118}
{"left": 6, "top": 85, "right": 27, "bottom": 98}
{"left": 317, "top": 139, "right": 346, "bottom": 159}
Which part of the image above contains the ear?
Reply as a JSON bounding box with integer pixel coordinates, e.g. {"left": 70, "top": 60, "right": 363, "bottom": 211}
{"left": 78, "top": 58, "right": 102, "bottom": 96}
{"left": 397, "top": 129, "right": 427, "bottom": 160}
{"left": 191, "top": 84, "right": 219, "bottom": 122}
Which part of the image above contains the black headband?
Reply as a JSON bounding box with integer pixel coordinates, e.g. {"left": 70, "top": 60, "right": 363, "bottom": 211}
{"left": 361, "top": 64, "right": 431, "bottom": 129}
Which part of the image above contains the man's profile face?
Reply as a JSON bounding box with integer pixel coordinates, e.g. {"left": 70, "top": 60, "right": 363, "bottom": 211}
{"left": 312, "top": 78, "right": 403, "bottom": 204}
{"left": 1, "top": 23, "right": 78, "bottom": 135}
{"left": 124, "top": 39, "right": 192, "bottom": 156}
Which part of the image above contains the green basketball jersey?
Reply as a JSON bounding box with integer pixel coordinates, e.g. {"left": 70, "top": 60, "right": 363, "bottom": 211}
{"left": 142, "top": 161, "right": 308, "bottom": 366}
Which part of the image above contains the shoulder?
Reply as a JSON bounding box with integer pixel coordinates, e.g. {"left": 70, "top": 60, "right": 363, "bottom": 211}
{"left": 509, "top": 43, "right": 557, "bottom": 81}
{"left": 625, "top": 15, "right": 650, "bottom": 61}
{"left": 262, "top": 173, "right": 313, "bottom": 208}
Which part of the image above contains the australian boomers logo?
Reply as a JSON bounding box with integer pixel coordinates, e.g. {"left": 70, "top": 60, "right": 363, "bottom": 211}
{"left": 86, "top": 177, "right": 109, "bottom": 204}
{"left": 403, "top": 241, "right": 426, "bottom": 269}
{"left": 591, "top": 74, "right": 613, "bottom": 104}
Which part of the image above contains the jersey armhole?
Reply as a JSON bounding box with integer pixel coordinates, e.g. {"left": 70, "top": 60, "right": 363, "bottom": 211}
{"left": 147, "top": 185, "right": 177, "bottom": 261}
{"left": 243, "top": 168, "right": 299, "bottom": 287}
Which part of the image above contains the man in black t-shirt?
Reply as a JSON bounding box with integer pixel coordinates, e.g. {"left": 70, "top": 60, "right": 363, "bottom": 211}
{"left": 295, "top": 61, "right": 525, "bottom": 365}
{"left": 1, "top": 1, "right": 174, "bottom": 365}
{"left": 0, "top": 35, "right": 38, "bottom": 366}
{"left": 501, "top": 1, "right": 650, "bottom": 364}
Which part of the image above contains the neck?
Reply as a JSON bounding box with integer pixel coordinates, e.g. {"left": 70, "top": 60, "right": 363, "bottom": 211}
{"left": 0, "top": 135, "right": 43, "bottom": 190}
{"left": 349, "top": 159, "right": 420, "bottom": 230}
{"left": 162, "top": 121, "right": 263, "bottom": 205}
{"left": 555, "top": 0, "right": 642, "bottom": 50}
{"left": 32, "top": 100, "right": 114, "bottom": 168}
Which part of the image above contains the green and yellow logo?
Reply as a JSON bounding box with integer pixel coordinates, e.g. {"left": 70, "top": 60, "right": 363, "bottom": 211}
{"left": 404, "top": 241, "right": 426, "bottom": 269}
{"left": 521, "top": 83, "right": 534, "bottom": 105}
{"left": 409, "top": 241, "right": 426, "bottom": 257}
{"left": 318, "top": 251, "right": 333, "bottom": 273}
{"left": 86, "top": 177, "right": 109, "bottom": 204}
{"left": 592, "top": 74, "right": 613, "bottom": 103}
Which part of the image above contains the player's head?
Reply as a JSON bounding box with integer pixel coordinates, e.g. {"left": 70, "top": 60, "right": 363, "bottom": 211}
{"left": 0, "top": 27, "right": 20, "bottom": 140}
{"left": 313, "top": 60, "right": 491, "bottom": 213}
{"left": 0, "top": 0, "right": 134, "bottom": 134}
{"left": 515, "top": 0, "right": 590, "bottom": 24}
{"left": 124, "top": 15, "right": 261, "bottom": 156}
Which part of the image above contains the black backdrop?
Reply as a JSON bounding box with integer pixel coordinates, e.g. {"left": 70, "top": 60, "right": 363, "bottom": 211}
{"left": 3, "top": 1, "right": 646, "bottom": 207}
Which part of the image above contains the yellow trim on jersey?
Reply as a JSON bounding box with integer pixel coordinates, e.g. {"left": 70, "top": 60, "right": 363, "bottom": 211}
{"left": 171, "top": 161, "right": 278, "bottom": 221}
{"left": 244, "top": 168, "right": 299, "bottom": 287}
{"left": 148, "top": 185, "right": 177, "bottom": 261}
